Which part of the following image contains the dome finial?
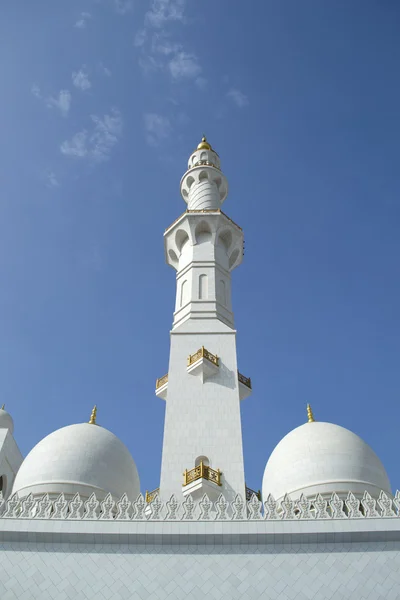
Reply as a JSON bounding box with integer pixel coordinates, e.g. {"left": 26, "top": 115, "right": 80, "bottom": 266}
{"left": 197, "top": 135, "right": 212, "bottom": 151}
{"left": 88, "top": 405, "right": 97, "bottom": 425}
{"left": 307, "top": 403, "right": 315, "bottom": 423}
{"left": 1, "top": 404, "right": 4, "bottom": 410}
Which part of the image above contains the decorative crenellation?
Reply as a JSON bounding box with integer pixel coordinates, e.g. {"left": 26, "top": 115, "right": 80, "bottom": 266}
{"left": 1, "top": 490, "right": 400, "bottom": 521}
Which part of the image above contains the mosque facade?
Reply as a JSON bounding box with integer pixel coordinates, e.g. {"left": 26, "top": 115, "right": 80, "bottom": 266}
{"left": 0, "top": 138, "right": 399, "bottom": 599}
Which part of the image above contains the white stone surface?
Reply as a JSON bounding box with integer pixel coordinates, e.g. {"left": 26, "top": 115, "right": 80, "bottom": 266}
{"left": 0, "top": 408, "right": 14, "bottom": 434}
{"left": 0, "top": 429, "right": 23, "bottom": 500}
{"left": 12, "top": 423, "right": 140, "bottom": 501}
{"left": 262, "top": 421, "right": 391, "bottom": 502}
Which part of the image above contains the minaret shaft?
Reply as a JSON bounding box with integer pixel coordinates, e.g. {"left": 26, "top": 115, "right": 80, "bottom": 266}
{"left": 158, "top": 138, "right": 248, "bottom": 503}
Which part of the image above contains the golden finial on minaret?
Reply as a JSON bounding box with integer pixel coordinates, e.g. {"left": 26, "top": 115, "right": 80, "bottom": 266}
{"left": 0, "top": 404, "right": 4, "bottom": 410}
{"left": 307, "top": 403, "right": 315, "bottom": 423}
{"left": 197, "top": 135, "right": 212, "bottom": 151}
{"left": 88, "top": 405, "right": 97, "bottom": 425}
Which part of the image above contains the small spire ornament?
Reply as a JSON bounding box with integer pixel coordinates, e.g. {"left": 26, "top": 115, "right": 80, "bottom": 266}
{"left": 307, "top": 403, "right": 315, "bottom": 423}
{"left": 0, "top": 404, "right": 4, "bottom": 410}
{"left": 88, "top": 405, "right": 97, "bottom": 425}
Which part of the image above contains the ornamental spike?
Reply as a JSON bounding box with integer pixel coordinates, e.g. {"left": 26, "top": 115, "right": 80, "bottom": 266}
{"left": 307, "top": 403, "right": 315, "bottom": 423}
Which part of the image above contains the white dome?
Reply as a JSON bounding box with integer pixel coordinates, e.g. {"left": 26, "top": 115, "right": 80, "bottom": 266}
{"left": 12, "top": 423, "right": 140, "bottom": 501}
{"left": 262, "top": 421, "right": 391, "bottom": 502}
{"left": 0, "top": 407, "right": 14, "bottom": 434}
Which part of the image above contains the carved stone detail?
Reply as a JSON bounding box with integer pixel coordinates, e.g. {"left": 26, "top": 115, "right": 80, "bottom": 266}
{"left": 378, "top": 490, "right": 400, "bottom": 517}
{"left": 165, "top": 495, "right": 179, "bottom": 520}
{"left": 296, "top": 494, "right": 311, "bottom": 519}
{"left": 52, "top": 493, "right": 68, "bottom": 519}
{"left": 264, "top": 494, "right": 279, "bottom": 520}
{"left": 361, "top": 492, "right": 378, "bottom": 518}
{"left": 314, "top": 494, "right": 329, "bottom": 519}
{"left": 20, "top": 493, "right": 35, "bottom": 519}
{"left": 100, "top": 493, "right": 115, "bottom": 520}
{"left": 198, "top": 494, "right": 212, "bottom": 520}
{"left": 232, "top": 494, "right": 245, "bottom": 520}
{"left": 68, "top": 493, "right": 83, "bottom": 520}
{"left": 83, "top": 493, "right": 100, "bottom": 520}
{"left": 115, "top": 493, "right": 131, "bottom": 520}
{"left": 330, "top": 493, "right": 346, "bottom": 519}
{"left": 36, "top": 494, "right": 52, "bottom": 519}
{"left": 393, "top": 490, "right": 400, "bottom": 517}
{"left": 215, "top": 494, "right": 229, "bottom": 520}
{"left": 132, "top": 494, "right": 145, "bottom": 520}
{"left": 182, "top": 494, "right": 195, "bottom": 520}
{"left": 247, "top": 493, "right": 262, "bottom": 520}
{"left": 149, "top": 495, "right": 163, "bottom": 520}
{"left": 345, "top": 492, "right": 362, "bottom": 518}
{"left": 281, "top": 494, "right": 295, "bottom": 520}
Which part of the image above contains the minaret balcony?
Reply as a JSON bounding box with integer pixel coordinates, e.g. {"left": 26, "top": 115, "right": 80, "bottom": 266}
{"left": 145, "top": 487, "right": 160, "bottom": 503}
{"left": 155, "top": 373, "right": 168, "bottom": 400}
{"left": 182, "top": 462, "right": 222, "bottom": 500}
{"left": 187, "top": 346, "right": 219, "bottom": 380}
{"left": 245, "top": 484, "right": 261, "bottom": 502}
{"left": 238, "top": 371, "right": 252, "bottom": 401}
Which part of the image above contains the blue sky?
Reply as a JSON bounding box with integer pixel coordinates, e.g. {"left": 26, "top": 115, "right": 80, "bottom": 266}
{"left": 1, "top": 0, "right": 400, "bottom": 495}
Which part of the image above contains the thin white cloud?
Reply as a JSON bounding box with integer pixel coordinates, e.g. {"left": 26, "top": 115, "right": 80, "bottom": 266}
{"left": 99, "top": 63, "right": 112, "bottom": 77}
{"left": 146, "top": 0, "right": 185, "bottom": 28}
{"left": 144, "top": 113, "right": 172, "bottom": 146}
{"left": 31, "top": 83, "right": 41, "bottom": 98}
{"left": 60, "top": 131, "right": 88, "bottom": 158}
{"left": 72, "top": 67, "right": 91, "bottom": 91}
{"left": 45, "top": 170, "right": 59, "bottom": 188}
{"left": 61, "top": 108, "right": 123, "bottom": 162}
{"left": 75, "top": 12, "right": 91, "bottom": 28}
{"left": 134, "top": 29, "right": 147, "bottom": 48}
{"left": 46, "top": 90, "right": 71, "bottom": 117}
{"left": 114, "top": 0, "right": 133, "bottom": 14}
{"left": 227, "top": 88, "right": 249, "bottom": 108}
{"left": 169, "top": 51, "right": 201, "bottom": 79}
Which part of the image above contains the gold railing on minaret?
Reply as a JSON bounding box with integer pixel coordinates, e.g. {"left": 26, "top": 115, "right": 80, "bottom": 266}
{"left": 187, "top": 346, "right": 219, "bottom": 367}
{"left": 183, "top": 462, "right": 222, "bottom": 487}
{"left": 145, "top": 487, "right": 160, "bottom": 503}
{"left": 238, "top": 371, "right": 252, "bottom": 389}
{"left": 245, "top": 485, "right": 261, "bottom": 502}
{"left": 155, "top": 374, "right": 168, "bottom": 389}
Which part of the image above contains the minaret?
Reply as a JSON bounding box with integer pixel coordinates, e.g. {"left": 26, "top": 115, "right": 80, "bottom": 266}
{"left": 156, "top": 137, "right": 251, "bottom": 503}
{"left": 0, "top": 406, "right": 23, "bottom": 500}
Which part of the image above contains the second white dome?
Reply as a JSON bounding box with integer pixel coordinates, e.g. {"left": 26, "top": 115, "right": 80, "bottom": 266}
{"left": 262, "top": 421, "right": 391, "bottom": 502}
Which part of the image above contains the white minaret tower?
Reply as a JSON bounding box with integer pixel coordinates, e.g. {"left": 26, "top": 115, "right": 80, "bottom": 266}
{"left": 156, "top": 137, "right": 251, "bottom": 504}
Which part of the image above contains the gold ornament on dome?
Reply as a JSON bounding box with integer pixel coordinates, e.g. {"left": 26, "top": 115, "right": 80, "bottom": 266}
{"left": 196, "top": 135, "right": 212, "bottom": 151}
{"left": 307, "top": 403, "right": 315, "bottom": 423}
{"left": 88, "top": 405, "right": 97, "bottom": 425}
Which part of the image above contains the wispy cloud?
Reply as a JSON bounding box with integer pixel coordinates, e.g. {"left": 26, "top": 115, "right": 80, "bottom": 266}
{"left": 135, "top": 1, "right": 204, "bottom": 86}
{"left": 60, "top": 108, "right": 123, "bottom": 162}
{"left": 99, "top": 63, "right": 112, "bottom": 77}
{"left": 32, "top": 85, "right": 71, "bottom": 117}
{"left": 227, "top": 88, "right": 249, "bottom": 108}
{"left": 114, "top": 0, "right": 133, "bottom": 14}
{"left": 72, "top": 67, "right": 91, "bottom": 91}
{"left": 146, "top": 0, "right": 186, "bottom": 28}
{"left": 169, "top": 50, "right": 201, "bottom": 79}
{"left": 45, "top": 170, "right": 59, "bottom": 188}
{"left": 75, "top": 12, "right": 91, "bottom": 28}
{"left": 144, "top": 113, "right": 172, "bottom": 146}
{"left": 47, "top": 90, "right": 71, "bottom": 117}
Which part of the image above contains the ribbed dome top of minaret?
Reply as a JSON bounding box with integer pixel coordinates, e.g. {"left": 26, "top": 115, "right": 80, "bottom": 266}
{"left": 181, "top": 135, "right": 227, "bottom": 210}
